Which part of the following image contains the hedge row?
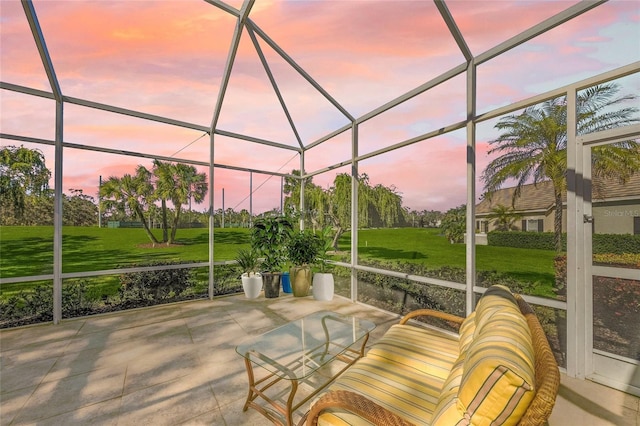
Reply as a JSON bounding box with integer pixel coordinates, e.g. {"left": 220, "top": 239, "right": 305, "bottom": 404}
{"left": 487, "top": 231, "right": 640, "bottom": 254}
{"left": 593, "top": 233, "right": 640, "bottom": 254}
{"left": 0, "top": 262, "right": 244, "bottom": 329}
{"left": 487, "top": 232, "right": 564, "bottom": 251}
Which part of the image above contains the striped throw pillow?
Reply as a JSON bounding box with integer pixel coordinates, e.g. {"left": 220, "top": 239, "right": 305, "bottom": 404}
{"left": 432, "top": 286, "right": 536, "bottom": 426}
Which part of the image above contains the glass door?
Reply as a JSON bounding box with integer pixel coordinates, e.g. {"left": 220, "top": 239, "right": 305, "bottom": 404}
{"left": 584, "top": 143, "right": 640, "bottom": 397}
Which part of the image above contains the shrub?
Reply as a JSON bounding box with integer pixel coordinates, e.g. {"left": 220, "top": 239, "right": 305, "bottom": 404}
{"left": 213, "top": 263, "right": 243, "bottom": 296}
{"left": 488, "top": 231, "right": 640, "bottom": 255}
{"left": 287, "top": 230, "right": 320, "bottom": 266}
{"left": 554, "top": 255, "right": 567, "bottom": 299}
{"left": 0, "top": 280, "right": 96, "bottom": 328}
{"left": 487, "top": 231, "right": 564, "bottom": 251}
{"left": 593, "top": 234, "right": 640, "bottom": 255}
{"left": 593, "top": 252, "right": 640, "bottom": 268}
{"left": 355, "top": 259, "right": 539, "bottom": 318}
{"left": 118, "top": 262, "right": 194, "bottom": 301}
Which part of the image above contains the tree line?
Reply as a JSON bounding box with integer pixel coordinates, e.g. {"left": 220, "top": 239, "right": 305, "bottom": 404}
{"left": 0, "top": 146, "right": 443, "bottom": 247}
{"left": 283, "top": 170, "right": 443, "bottom": 248}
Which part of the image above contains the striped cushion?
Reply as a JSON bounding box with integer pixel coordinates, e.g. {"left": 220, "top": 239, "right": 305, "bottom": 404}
{"left": 318, "top": 324, "right": 460, "bottom": 426}
{"left": 432, "top": 286, "right": 536, "bottom": 426}
{"left": 474, "top": 285, "right": 519, "bottom": 334}
{"left": 430, "top": 354, "right": 465, "bottom": 425}
{"left": 367, "top": 324, "right": 460, "bottom": 381}
{"left": 458, "top": 311, "right": 476, "bottom": 354}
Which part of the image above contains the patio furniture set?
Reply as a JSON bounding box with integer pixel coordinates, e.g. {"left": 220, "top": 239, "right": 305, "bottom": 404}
{"left": 236, "top": 285, "right": 560, "bottom": 425}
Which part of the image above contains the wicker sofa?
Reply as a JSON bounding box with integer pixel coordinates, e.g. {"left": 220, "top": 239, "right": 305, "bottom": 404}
{"left": 307, "top": 285, "right": 560, "bottom": 426}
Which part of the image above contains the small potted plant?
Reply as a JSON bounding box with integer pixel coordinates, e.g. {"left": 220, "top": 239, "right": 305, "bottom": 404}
{"left": 312, "top": 226, "right": 335, "bottom": 301}
{"left": 235, "top": 248, "right": 262, "bottom": 299}
{"left": 251, "top": 215, "right": 293, "bottom": 298}
{"left": 287, "top": 230, "right": 320, "bottom": 297}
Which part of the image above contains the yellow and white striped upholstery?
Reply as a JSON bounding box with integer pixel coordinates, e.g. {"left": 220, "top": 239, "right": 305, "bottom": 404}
{"left": 432, "top": 286, "right": 535, "bottom": 426}
{"left": 316, "top": 285, "right": 536, "bottom": 426}
{"left": 458, "top": 311, "right": 476, "bottom": 354}
{"left": 319, "top": 324, "right": 459, "bottom": 426}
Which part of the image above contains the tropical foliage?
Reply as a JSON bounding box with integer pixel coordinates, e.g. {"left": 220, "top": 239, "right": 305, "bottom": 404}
{"left": 152, "top": 160, "right": 207, "bottom": 244}
{"left": 251, "top": 215, "right": 293, "bottom": 271}
{"left": 316, "top": 226, "right": 334, "bottom": 273}
{"left": 287, "top": 230, "right": 321, "bottom": 266}
{"left": 487, "top": 204, "right": 521, "bottom": 231}
{"left": 100, "top": 161, "right": 208, "bottom": 245}
{"left": 100, "top": 165, "right": 159, "bottom": 243}
{"left": 440, "top": 205, "right": 466, "bottom": 244}
{"left": 0, "top": 145, "right": 50, "bottom": 220}
{"left": 482, "top": 83, "right": 639, "bottom": 252}
{"left": 284, "top": 170, "right": 405, "bottom": 248}
{"left": 235, "top": 248, "right": 261, "bottom": 276}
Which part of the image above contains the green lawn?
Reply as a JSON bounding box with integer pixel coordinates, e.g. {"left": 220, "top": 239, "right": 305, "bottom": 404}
{"left": 352, "top": 228, "right": 556, "bottom": 294}
{"left": 1, "top": 226, "right": 556, "bottom": 298}
{"left": 0, "top": 226, "right": 251, "bottom": 278}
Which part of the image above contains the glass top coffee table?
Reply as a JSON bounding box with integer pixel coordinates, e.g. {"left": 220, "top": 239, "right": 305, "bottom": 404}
{"left": 235, "top": 311, "right": 376, "bottom": 426}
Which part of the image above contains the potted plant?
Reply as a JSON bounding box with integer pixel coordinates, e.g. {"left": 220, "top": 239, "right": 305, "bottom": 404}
{"left": 312, "top": 226, "right": 335, "bottom": 301}
{"left": 251, "top": 215, "right": 293, "bottom": 298}
{"left": 235, "top": 248, "right": 262, "bottom": 299}
{"left": 287, "top": 230, "right": 320, "bottom": 297}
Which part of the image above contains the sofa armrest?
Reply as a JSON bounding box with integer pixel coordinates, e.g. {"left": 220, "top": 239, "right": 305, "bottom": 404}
{"left": 399, "top": 309, "right": 464, "bottom": 330}
{"left": 306, "top": 390, "right": 416, "bottom": 426}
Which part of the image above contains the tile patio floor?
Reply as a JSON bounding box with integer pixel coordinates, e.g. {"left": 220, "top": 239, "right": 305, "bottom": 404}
{"left": 1, "top": 293, "right": 638, "bottom": 425}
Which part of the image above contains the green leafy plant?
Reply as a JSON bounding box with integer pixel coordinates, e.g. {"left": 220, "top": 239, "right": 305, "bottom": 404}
{"left": 287, "top": 230, "right": 320, "bottom": 266}
{"left": 316, "top": 226, "right": 334, "bottom": 273}
{"left": 235, "top": 248, "right": 261, "bottom": 276}
{"left": 251, "top": 215, "right": 293, "bottom": 272}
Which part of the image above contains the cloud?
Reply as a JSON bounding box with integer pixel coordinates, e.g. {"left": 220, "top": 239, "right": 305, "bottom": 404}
{"left": 2, "top": 0, "right": 637, "bottom": 216}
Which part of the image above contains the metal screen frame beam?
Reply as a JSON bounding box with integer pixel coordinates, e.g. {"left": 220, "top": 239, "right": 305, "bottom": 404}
{"left": 202, "top": 0, "right": 240, "bottom": 17}
{"left": 249, "top": 21, "right": 354, "bottom": 123}
{"left": 215, "top": 129, "right": 301, "bottom": 153}
{"left": 22, "top": 0, "right": 61, "bottom": 101}
{"left": 246, "top": 24, "right": 304, "bottom": 149}
{"left": 435, "top": 0, "right": 473, "bottom": 62}
{"left": 357, "top": 63, "right": 467, "bottom": 126}
{"left": 209, "top": 0, "right": 255, "bottom": 132}
{"left": 465, "top": 60, "right": 477, "bottom": 316}
{"left": 475, "top": 0, "right": 606, "bottom": 66}
{"left": 22, "top": 0, "right": 64, "bottom": 324}
{"left": 350, "top": 122, "right": 359, "bottom": 302}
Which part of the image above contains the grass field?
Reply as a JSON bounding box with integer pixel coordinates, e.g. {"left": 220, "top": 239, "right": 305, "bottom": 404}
{"left": 0, "top": 226, "right": 251, "bottom": 277}
{"left": 354, "top": 228, "right": 556, "bottom": 289}
{"left": 0, "top": 226, "right": 556, "bottom": 298}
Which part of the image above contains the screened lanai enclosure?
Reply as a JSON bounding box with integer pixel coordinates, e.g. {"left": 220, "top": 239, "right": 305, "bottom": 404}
{"left": 1, "top": 0, "right": 639, "bottom": 397}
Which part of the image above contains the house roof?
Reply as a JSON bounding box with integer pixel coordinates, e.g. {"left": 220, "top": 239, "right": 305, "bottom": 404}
{"left": 476, "top": 173, "right": 640, "bottom": 215}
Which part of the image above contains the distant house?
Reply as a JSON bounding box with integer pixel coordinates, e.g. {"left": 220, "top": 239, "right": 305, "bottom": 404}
{"left": 475, "top": 173, "right": 640, "bottom": 235}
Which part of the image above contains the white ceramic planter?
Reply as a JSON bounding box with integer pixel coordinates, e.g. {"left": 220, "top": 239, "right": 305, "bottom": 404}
{"left": 241, "top": 273, "right": 263, "bottom": 299}
{"left": 312, "top": 273, "right": 334, "bottom": 301}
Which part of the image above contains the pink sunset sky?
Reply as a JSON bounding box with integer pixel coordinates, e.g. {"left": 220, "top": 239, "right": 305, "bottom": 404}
{"left": 1, "top": 0, "right": 639, "bottom": 215}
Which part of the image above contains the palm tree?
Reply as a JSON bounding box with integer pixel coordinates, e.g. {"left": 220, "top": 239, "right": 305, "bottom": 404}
{"left": 153, "top": 161, "right": 207, "bottom": 244}
{"left": 100, "top": 166, "right": 159, "bottom": 244}
{"left": 482, "top": 83, "right": 639, "bottom": 252}
{"left": 152, "top": 160, "right": 172, "bottom": 242}
{"left": 487, "top": 204, "right": 522, "bottom": 231}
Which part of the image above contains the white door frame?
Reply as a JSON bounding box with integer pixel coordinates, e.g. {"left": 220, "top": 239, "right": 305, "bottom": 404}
{"left": 579, "top": 126, "right": 640, "bottom": 396}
